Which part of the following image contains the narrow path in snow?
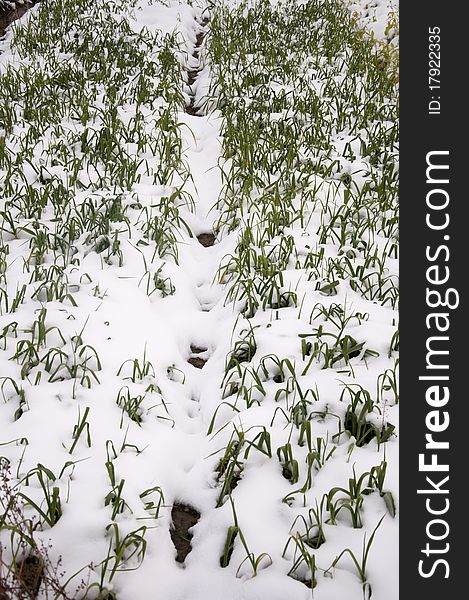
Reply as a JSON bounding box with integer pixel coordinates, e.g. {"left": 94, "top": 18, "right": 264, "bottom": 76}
{"left": 164, "top": 9, "right": 228, "bottom": 565}
{"left": 185, "top": 15, "right": 210, "bottom": 117}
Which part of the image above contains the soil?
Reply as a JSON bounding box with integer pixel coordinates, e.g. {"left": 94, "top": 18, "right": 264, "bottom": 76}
{"left": 0, "top": 0, "right": 35, "bottom": 39}
{"left": 170, "top": 503, "right": 201, "bottom": 563}
{"left": 187, "top": 67, "right": 200, "bottom": 87}
{"left": 18, "top": 555, "right": 43, "bottom": 598}
{"left": 187, "top": 356, "right": 206, "bottom": 369}
{"left": 190, "top": 345, "right": 207, "bottom": 354}
{"left": 197, "top": 232, "right": 215, "bottom": 247}
{"left": 185, "top": 103, "right": 201, "bottom": 116}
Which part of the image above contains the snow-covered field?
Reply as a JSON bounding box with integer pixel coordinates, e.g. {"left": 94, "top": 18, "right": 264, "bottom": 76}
{"left": 347, "top": 0, "right": 398, "bottom": 42}
{"left": 0, "top": 1, "right": 399, "bottom": 598}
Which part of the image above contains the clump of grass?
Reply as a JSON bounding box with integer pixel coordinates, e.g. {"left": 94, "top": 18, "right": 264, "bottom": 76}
{"left": 220, "top": 497, "right": 272, "bottom": 577}
{"left": 0, "top": 458, "right": 88, "bottom": 599}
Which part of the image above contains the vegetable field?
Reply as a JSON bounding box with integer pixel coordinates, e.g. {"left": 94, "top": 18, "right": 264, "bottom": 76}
{"left": 0, "top": 1, "right": 399, "bottom": 598}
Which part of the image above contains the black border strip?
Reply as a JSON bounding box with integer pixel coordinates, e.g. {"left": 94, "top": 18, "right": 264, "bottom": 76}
{"left": 400, "top": 2, "right": 467, "bottom": 596}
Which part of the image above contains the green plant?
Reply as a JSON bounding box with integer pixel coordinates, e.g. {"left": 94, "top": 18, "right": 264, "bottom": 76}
{"left": 219, "top": 497, "right": 272, "bottom": 577}
{"left": 19, "top": 465, "right": 63, "bottom": 528}
{"left": 325, "top": 516, "right": 385, "bottom": 594}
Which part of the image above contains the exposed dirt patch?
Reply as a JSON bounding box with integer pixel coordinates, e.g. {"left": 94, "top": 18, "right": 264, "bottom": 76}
{"left": 188, "top": 344, "right": 208, "bottom": 368}
{"left": 186, "top": 102, "right": 202, "bottom": 117}
{"left": 0, "top": 0, "right": 35, "bottom": 39}
{"left": 188, "top": 356, "right": 206, "bottom": 369}
{"left": 0, "top": 555, "right": 44, "bottom": 599}
{"left": 197, "top": 232, "right": 215, "bottom": 247}
{"left": 195, "top": 30, "right": 205, "bottom": 47}
{"left": 170, "top": 503, "right": 201, "bottom": 563}
{"left": 190, "top": 344, "right": 207, "bottom": 354}
{"left": 187, "top": 67, "right": 200, "bottom": 87}
{"left": 18, "top": 555, "right": 43, "bottom": 598}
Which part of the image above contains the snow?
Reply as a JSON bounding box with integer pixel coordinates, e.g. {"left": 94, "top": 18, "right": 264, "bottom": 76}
{"left": 347, "top": 0, "right": 399, "bottom": 43}
{"left": 0, "top": 1, "right": 398, "bottom": 599}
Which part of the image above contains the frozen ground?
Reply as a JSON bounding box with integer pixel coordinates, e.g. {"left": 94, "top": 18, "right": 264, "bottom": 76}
{"left": 0, "top": 1, "right": 399, "bottom": 599}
